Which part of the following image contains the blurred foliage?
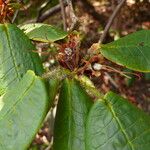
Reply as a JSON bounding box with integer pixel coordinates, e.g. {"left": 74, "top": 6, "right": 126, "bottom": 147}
{"left": 16, "top": 0, "right": 59, "bottom": 24}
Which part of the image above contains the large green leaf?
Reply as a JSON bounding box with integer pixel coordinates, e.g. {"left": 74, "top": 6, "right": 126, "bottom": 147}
{"left": 20, "top": 23, "right": 67, "bottom": 42}
{"left": 54, "top": 78, "right": 93, "bottom": 150}
{"left": 86, "top": 92, "right": 150, "bottom": 150}
{"left": 100, "top": 30, "right": 150, "bottom": 72}
{"left": 0, "top": 24, "right": 43, "bottom": 95}
{"left": 0, "top": 70, "right": 49, "bottom": 150}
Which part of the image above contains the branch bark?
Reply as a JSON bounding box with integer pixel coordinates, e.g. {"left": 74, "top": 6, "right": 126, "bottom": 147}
{"left": 99, "top": 0, "right": 126, "bottom": 44}
{"left": 59, "top": 0, "right": 67, "bottom": 31}
{"left": 66, "top": 0, "right": 78, "bottom": 31}
{"left": 37, "top": 2, "right": 67, "bottom": 23}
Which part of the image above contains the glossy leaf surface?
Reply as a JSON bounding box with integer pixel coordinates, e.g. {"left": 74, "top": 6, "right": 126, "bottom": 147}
{"left": 100, "top": 30, "right": 150, "bottom": 72}
{"left": 0, "top": 71, "right": 49, "bottom": 150}
{"left": 20, "top": 23, "right": 67, "bottom": 42}
{"left": 54, "top": 78, "right": 93, "bottom": 150}
{"left": 0, "top": 24, "right": 43, "bottom": 95}
{"left": 86, "top": 92, "right": 150, "bottom": 150}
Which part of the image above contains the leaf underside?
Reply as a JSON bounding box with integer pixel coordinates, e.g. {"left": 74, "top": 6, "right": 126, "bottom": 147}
{"left": 20, "top": 23, "right": 67, "bottom": 42}
{"left": 100, "top": 30, "right": 150, "bottom": 72}
{"left": 0, "top": 71, "right": 49, "bottom": 150}
{"left": 0, "top": 24, "right": 43, "bottom": 94}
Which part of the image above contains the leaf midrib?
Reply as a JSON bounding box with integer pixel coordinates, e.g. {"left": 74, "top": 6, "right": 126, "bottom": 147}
{"left": 101, "top": 43, "right": 150, "bottom": 48}
{"left": 104, "top": 98, "right": 135, "bottom": 150}
{"left": 0, "top": 76, "right": 35, "bottom": 121}
{"left": 4, "top": 24, "right": 22, "bottom": 80}
{"left": 68, "top": 79, "right": 72, "bottom": 150}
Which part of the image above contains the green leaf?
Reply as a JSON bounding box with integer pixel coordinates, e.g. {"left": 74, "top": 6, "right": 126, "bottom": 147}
{"left": 20, "top": 23, "right": 67, "bottom": 42}
{"left": 0, "top": 70, "right": 49, "bottom": 150}
{"left": 54, "top": 78, "right": 93, "bottom": 150}
{"left": 0, "top": 24, "right": 43, "bottom": 94}
{"left": 100, "top": 30, "right": 150, "bottom": 72}
{"left": 86, "top": 92, "right": 150, "bottom": 150}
